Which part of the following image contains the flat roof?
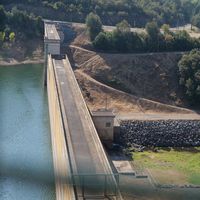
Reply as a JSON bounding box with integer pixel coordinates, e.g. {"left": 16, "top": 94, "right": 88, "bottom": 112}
{"left": 92, "top": 110, "right": 115, "bottom": 117}
{"left": 44, "top": 23, "right": 60, "bottom": 41}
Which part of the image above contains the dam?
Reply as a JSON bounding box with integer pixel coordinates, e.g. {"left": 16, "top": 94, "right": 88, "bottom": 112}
{"left": 0, "top": 22, "right": 120, "bottom": 200}
{"left": 47, "top": 55, "right": 119, "bottom": 199}
{"left": 45, "top": 22, "right": 120, "bottom": 199}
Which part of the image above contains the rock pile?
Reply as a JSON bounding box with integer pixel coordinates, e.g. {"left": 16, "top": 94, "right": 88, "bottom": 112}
{"left": 119, "top": 120, "right": 200, "bottom": 147}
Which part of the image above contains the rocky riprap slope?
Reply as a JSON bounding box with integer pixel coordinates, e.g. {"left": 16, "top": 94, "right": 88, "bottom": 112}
{"left": 120, "top": 120, "right": 200, "bottom": 147}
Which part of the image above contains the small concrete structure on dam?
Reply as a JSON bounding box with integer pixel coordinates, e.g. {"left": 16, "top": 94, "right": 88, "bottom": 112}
{"left": 91, "top": 110, "right": 115, "bottom": 143}
{"left": 44, "top": 21, "right": 121, "bottom": 200}
{"left": 44, "top": 23, "right": 61, "bottom": 56}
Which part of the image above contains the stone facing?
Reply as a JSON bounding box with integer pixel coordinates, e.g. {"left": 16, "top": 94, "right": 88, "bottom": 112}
{"left": 119, "top": 120, "right": 200, "bottom": 147}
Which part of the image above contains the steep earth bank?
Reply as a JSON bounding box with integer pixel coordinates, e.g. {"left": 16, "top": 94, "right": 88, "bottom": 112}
{"left": 0, "top": 38, "right": 44, "bottom": 66}
{"left": 75, "top": 70, "right": 194, "bottom": 114}
{"left": 70, "top": 45, "right": 189, "bottom": 108}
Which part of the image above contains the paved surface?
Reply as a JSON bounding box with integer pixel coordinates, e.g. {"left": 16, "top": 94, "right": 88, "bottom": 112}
{"left": 47, "top": 55, "right": 75, "bottom": 200}
{"left": 112, "top": 161, "right": 135, "bottom": 174}
{"left": 45, "top": 23, "right": 60, "bottom": 40}
{"left": 44, "top": 19, "right": 200, "bottom": 38}
{"left": 54, "top": 59, "right": 100, "bottom": 174}
{"left": 69, "top": 44, "right": 186, "bottom": 56}
{"left": 52, "top": 57, "right": 119, "bottom": 199}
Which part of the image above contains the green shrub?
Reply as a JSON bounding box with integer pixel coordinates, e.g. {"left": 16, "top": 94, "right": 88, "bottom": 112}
{"left": 178, "top": 49, "right": 200, "bottom": 104}
{"left": 86, "top": 12, "right": 102, "bottom": 41}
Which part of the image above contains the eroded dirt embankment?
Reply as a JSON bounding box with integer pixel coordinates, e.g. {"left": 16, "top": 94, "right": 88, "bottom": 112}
{"left": 70, "top": 45, "right": 186, "bottom": 107}
{"left": 0, "top": 38, "right": 43, "bottom": 66}
{"left": 68, "top": 43, "right": 199, "bottom": 115}
{"left": 75, "top": 70, "right": 194, "bottom": 114}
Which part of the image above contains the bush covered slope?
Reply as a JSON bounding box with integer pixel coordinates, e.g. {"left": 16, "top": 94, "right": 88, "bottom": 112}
{"left": 1, "top": 0, "right": 200, "bottom": 27}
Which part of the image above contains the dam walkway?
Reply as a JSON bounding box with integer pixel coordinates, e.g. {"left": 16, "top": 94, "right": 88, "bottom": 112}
{"left": 47, "top": 55, "right": 120, "bottom": 200}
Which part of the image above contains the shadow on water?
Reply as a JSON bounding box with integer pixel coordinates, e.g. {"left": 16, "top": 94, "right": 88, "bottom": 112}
{"left": 0, "top": 64, "right": 55, "bottom": 200}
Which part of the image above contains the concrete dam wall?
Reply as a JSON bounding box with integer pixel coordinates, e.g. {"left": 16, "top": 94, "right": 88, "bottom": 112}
{"left": 47, "top": 55, "right": 75, "bottom": 199}
{"left": 119, "top": 120, "right": 200, "bottom": 147}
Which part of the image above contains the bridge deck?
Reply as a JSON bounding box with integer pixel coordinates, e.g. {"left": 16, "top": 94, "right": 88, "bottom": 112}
{"left": 52, "top": 57, "right": 118, "bottom": 198}
{"left": 54, "top": 59, "right": 102, "bottom": 174}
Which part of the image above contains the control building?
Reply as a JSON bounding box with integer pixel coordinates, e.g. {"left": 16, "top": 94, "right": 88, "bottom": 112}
{"left": 91, "top": 110, "right": 115, "bottom": 143}
{"left": 44, "top": 22, "right": 61, "bottom": 85}
{"left": 44, "top": 23, "right": 61, "bottom": 56}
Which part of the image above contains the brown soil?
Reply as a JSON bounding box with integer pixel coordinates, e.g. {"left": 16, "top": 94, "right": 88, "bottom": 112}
{"left": 0, "top": 38, "right": 44, "bottom": 66}
{"left": 71, "top": 26, "right": 91, "bottom": 49}
{"left": 71, "top": 46, "right": 195, "bottom": 113}
{"left": 66, "top": 27, "right": 199, "bottom": 114}
{"left": 75, "top": 70, "right": 194, "bottom": 114}
{"left": 70, "top": 45, "right": 186, "bottom": 106}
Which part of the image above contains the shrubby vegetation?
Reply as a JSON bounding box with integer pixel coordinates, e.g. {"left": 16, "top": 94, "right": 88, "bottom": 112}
{"left": 192, "top": 1, "right": 200, "bottom": 29}
{"left": 0, "top": 5, "right": 43, "bottom": 46}
{"left": 1, "top": 0, "right": 200, "bottom": 27}
{"left": 1, "top": 0, "right": 200, "bottom": 51}
{"left": 178, "top": 49, "right": 200, "bottom": 104}
{"left": 86, "top": 12, "right": 102, "bottom": 41}
{"left": 87, "top": 13, "right": 200, "bottom": 53}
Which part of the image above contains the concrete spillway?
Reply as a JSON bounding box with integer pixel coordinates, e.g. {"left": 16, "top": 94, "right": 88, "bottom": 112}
{"left": 47, "top": 55, "right": 120, "bottom": 199}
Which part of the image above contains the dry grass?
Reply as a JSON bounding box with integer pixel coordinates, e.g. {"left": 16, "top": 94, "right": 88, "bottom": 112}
{"left": 67, "top": 25, "right": 200, "bottom": 115}
{"left": 75, "top": 70, "right": 195, "bottom": 115}
{"left": 150, "top": 169, "right": 187, "bottom": 185}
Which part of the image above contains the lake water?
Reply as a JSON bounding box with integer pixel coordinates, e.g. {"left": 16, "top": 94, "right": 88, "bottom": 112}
{"left": 0, "top": 64, "right": 55, "bottom": 200}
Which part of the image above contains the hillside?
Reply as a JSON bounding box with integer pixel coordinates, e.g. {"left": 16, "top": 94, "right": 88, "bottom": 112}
{"left": 1, "top": 0, "right": 200, "bottom": 27}
{"left": 70, "top": 45, "right": 187, "bottom": 107}
{"left": 75, "top": 69, "right": 194, "bottom": 115}
{"left": 0, "top": 38, "right": 43, "bottom": 65}
{"left": 58, "top": 24, "right": 200, "bottom": 114}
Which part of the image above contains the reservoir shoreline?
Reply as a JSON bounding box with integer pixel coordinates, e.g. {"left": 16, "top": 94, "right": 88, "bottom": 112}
{"left": 0, "top": 58, "right": 44, "bottom": 66}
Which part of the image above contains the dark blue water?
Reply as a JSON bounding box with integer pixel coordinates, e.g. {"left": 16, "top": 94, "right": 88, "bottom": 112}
{"left": 0, "top": 64, "right": 55, "bottom": 200}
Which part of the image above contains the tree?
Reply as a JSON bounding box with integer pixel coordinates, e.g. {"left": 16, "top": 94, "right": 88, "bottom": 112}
{"left": 35, "top": 16, "right": 43, "bottom": 36}
{"left": 174, "top": 30, "right": 192, "bottom": 51}
{"left": 178, "top": 49, "right": 200, "bottom": 104}
{"left": 0, "top": 5, "right": 6, "bottom": 31}
{"left": 145, "top": 21, "right": 161, "bottom": 52}
{"left": 9, "top": 32, "right": 15, "bottom": 42}
{"left": 145, "top": 21, "right": 160, "bottom": 39}
{"left": 161, "top": 24, "right": 170, "bottom": 35}
{"left": 114, "top": 20, "right": 133, "bottom": 51}
{"left": 86, "top": 12, "right": 102, "bottom": 41}
{"left": 93, "top": 31, "right": 110, "bottom": 50}
{"left": 0, "top": 31, "right": 5, "bottom": 42}
{"left": 192, "top": 14, "right": 200, "bottom": 28}
{"left": 164, "top": 33, "right": 174, "bottom": 51}
{"left": 116, "top": 20, "right": 131, "bottom": 34}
